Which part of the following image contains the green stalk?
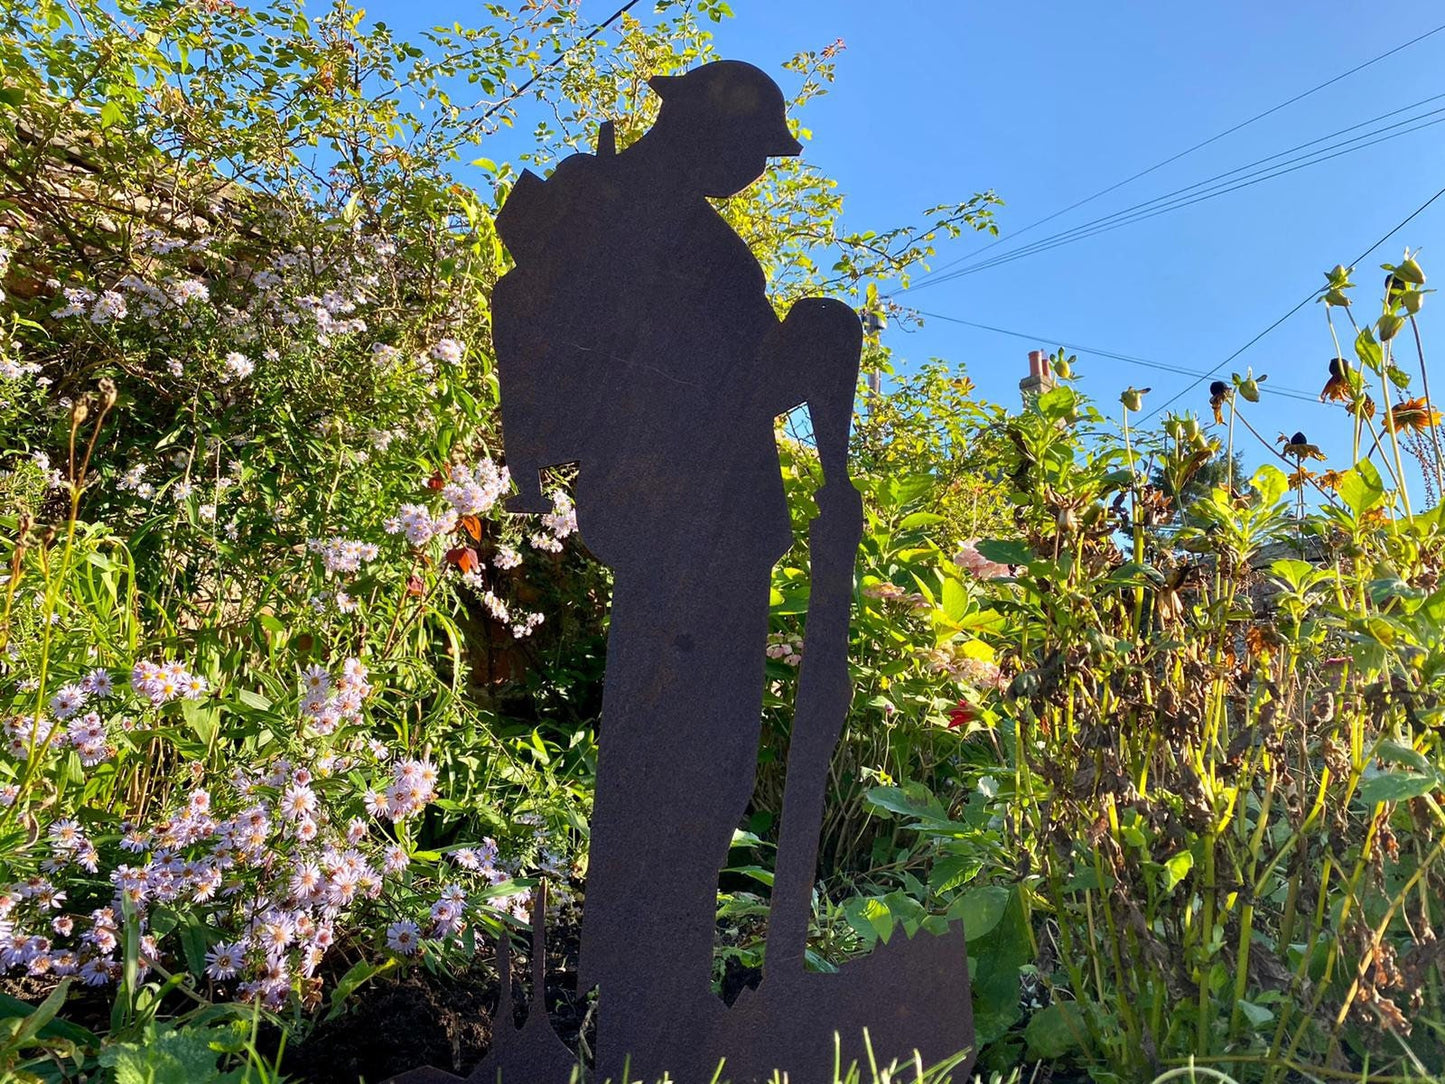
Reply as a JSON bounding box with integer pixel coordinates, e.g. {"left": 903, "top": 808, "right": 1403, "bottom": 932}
{"left": 1122, "top": 404, "right": 1145, "bottom": 635}
{"left": 1226, "top": 779, "right": 1272, "bottom": 1038}
{"left": 1326, "top": 309, "right": 1363, "bottom": 464}
{"left": 1196, "top": 828, "right": 1218, "bottom": 1057}
{"left": 1378, "top": 337, "right": 1413, "bottom": 517}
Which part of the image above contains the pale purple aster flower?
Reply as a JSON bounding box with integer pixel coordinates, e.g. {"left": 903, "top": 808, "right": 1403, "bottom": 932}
{"left": 387, "top": 920, "right": 420, "bottom": 955}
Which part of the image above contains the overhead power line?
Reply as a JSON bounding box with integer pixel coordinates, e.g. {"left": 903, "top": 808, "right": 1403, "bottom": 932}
{"left": 912, "top": 310, "right": 1331, "bottom": 407}
{"left": 1138, "top": 183, "right": 1445, "bottom": 423}
{"left": 908, "top": 21, "right": 1445, "bottom": 288}
{"left": 912, "top": 96, "right": 1445, "bottom": 288}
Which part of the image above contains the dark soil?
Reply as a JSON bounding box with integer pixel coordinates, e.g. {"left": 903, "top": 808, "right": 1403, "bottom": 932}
{"left": 275, "top": 908, "right": 592, "bottom": 1083}
{"left": 278, "top": 965, "right": 498, "bottom": 1082}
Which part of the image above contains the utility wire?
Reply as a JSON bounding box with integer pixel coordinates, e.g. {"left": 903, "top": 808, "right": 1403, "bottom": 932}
{"left": 953, "top": 116, "right": 1445, "bottom": 280}
{"left": 1138, "top": 183, "right": 1445, "bottom": 423}
{"left": 914, "top": 98, "right": 1445, "bottom": 287}
{"left": 908, "top": 21, "right": 1445, "bottom": 288}
{"left": 481, "top": 0, "right": 642, "bottom": 121}
{"left": 912, "top": 310, "right": 1331, "bottom": 407}
{"left": 943, "top": 94, "right": 1445, "bottom": 277}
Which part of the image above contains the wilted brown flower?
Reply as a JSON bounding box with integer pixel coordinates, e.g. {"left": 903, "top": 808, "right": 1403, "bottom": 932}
{"left": 1321, "top": 357, "right": 1351, "bottom": 403}
{"left": 1245, "top": 624, "right": 1277, "bottom": 660}
{"left": 1209, "top": 380, "right": 1230, "bottom": 424}
{"left": 1279, "top": 431, "right": 1326, "bottom": 461}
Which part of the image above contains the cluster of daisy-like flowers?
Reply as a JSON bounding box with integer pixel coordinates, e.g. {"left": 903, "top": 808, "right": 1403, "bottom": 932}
{"left": 26, "top": 451, "right": 66, "bottom": 491}
{"left": 361, "top": 751, "right": 438, "bottom": 822}
{"left": 0, "top": 756, "right": 384, "bottom": 1005}
{"left": 308, "top": 536, "right": 380, "bottom": 576}
{"left": 2, "top": 667, "right": 122, "bottom": 775}
{"left": 384, "top": 839, "right": 537, "bottom": 959}
{"left": 51, "top": 229, "right": 213, "bottom": 331}
{"left": 0, "top": 647, "right": 525, "bottom": 1009}
{"left": 0, "top": 302, "right": 43, "bottom": 388}
{"left": 386, "top": 504, "right": 458, "bottom": 547}
{"left": 130, "top": 659, "right": 210, "bottom": 706}
{"left": 428, "top": 338, "right": 465, "bottom": 366}
{"left": 385, "top": 459, "right": 565, "bottom": 639}
{"left": 303, "top": 537, "right": 381, "bottom": 615}
{"left": 530, "top": 489, "right": 578, "bottom": 554}
{"left": 220, "top": 352, "right": 255, "bottom": 383}
{"left": 441, "top": 458, "right": 509, "bottom": 519}
{"left": 110, "top": 444, "right": 247, "bottom": 543}
{"left": 235, "top": 235, "right": 387, "bottom": 350}
{"left": 298, "top": 657, "right": 372, "bottom": 738}
{"left": 47, "top": 221, "right": 407, "bottom": 400}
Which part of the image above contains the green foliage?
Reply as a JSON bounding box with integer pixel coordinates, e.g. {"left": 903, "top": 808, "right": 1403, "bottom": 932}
{"left": 0, "top": 0, "right": 1001, "bottom": 1077}
{"left": 99, "top": 1020, "right": 246, "bottom": 1084}
{"left": 11, "top": 2, "right": 1445, "bottom": 1083}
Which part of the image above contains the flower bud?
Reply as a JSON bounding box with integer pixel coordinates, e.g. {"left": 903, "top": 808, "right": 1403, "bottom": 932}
{"left": 1120, "top": 386, "right": 1148, "bottom": 412}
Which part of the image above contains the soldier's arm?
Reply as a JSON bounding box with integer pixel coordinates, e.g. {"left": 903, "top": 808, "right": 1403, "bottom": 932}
{"left": 769, "top": 298, "right": 862, "bottom": 496}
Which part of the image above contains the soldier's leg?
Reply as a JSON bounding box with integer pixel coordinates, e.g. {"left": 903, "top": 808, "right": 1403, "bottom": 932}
{"left": 587, "top": 564, "right": 773, "bottom": 1081}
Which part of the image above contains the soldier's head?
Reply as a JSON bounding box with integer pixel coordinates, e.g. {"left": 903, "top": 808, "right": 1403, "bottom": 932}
{"left": 644, "top": 61, "right": 803, "bottom": 197}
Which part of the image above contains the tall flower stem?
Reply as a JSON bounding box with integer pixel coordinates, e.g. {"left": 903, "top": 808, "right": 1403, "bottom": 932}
{"left": 1409, "top": 314, "right": 1445, "bottom": 494}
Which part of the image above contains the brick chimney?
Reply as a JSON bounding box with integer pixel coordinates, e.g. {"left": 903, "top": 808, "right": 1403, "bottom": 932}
{"left": 1020, "top": 349, "right": 1055, "bottom": 399}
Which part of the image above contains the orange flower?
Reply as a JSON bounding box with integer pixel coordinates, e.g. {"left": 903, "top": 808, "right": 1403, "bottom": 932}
{"left": 1387, "top": 397, "right": 1443, "bottom": 432}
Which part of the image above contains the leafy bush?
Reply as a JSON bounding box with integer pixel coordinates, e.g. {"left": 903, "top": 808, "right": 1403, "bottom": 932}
{"left": 0, "top": 0, "right": 1000, "bottom": 1077}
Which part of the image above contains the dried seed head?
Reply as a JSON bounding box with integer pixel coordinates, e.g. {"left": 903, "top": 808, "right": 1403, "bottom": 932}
{"left": 70, "top": 398, "right": 89, "bottom": 426}
{"left": 97, "top": 377, "right": 117, "bottom": 410}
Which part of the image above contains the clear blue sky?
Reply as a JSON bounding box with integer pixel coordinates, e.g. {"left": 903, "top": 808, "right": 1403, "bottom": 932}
{"left": 367, "top": 0, "right": 1445, "bottom": 486}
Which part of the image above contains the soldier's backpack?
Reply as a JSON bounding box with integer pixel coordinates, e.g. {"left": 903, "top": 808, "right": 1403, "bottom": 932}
{"left": 492, "top": 123, "right": 623, "bottom": 511}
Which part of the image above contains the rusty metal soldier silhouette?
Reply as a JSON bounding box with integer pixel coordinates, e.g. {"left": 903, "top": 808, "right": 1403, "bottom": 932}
{"left": 394, "top": 59, "right": 972, "bottom": 1084}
